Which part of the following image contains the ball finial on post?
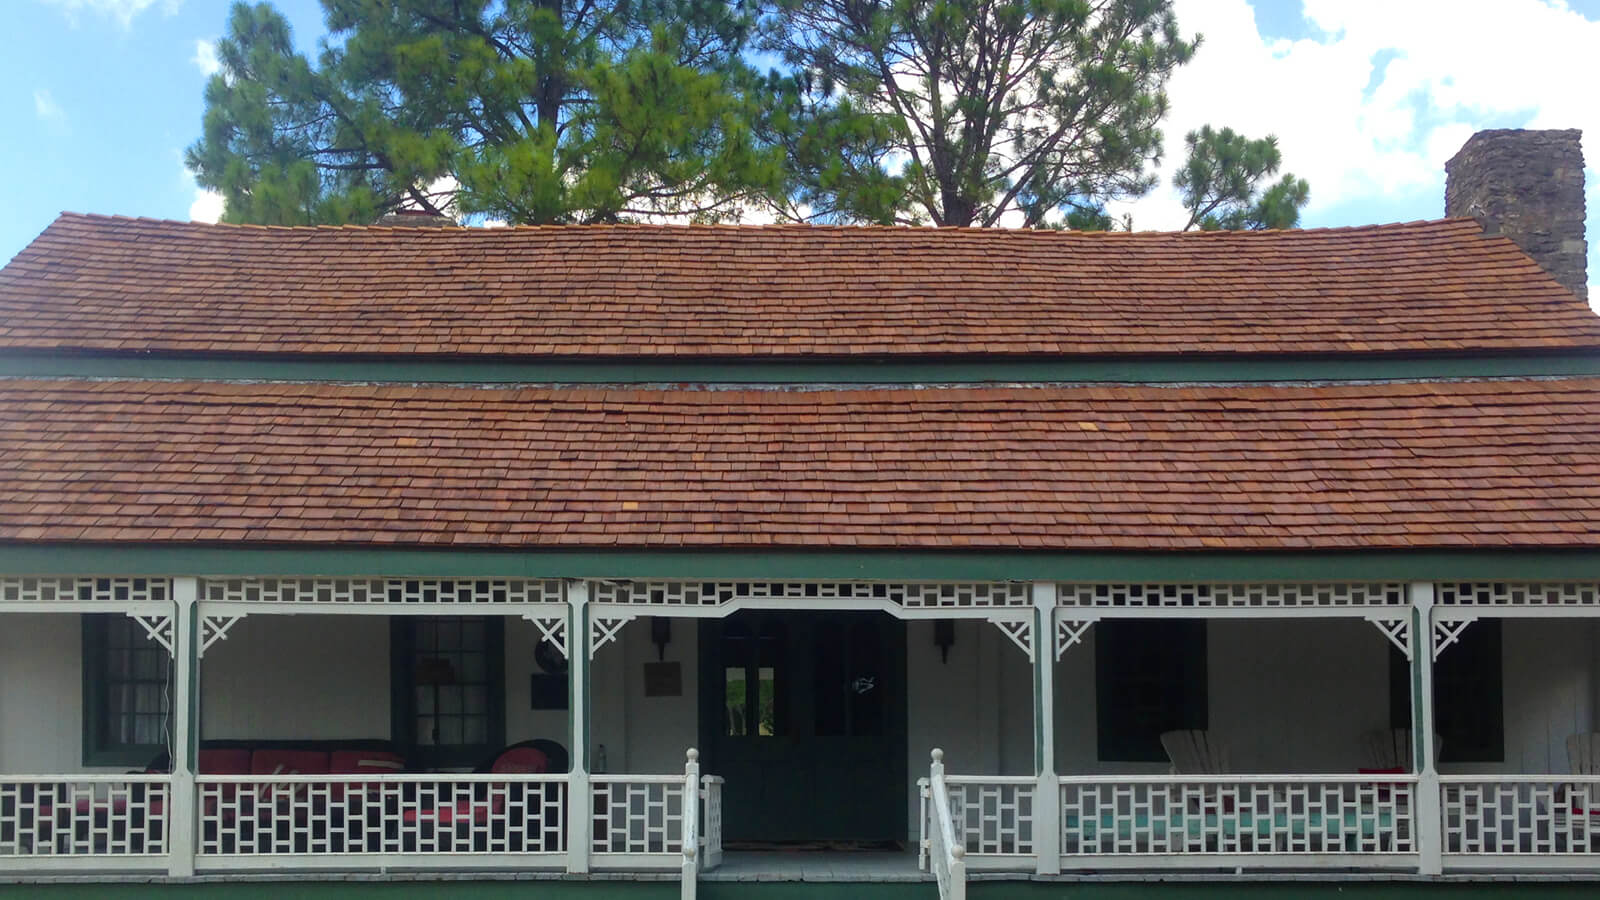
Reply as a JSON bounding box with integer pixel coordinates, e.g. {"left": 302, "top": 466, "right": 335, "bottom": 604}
{"left": 686, "top": 747, "right": 699, "bottom": 763}
{"left": 931, "top": 748, "right": 944, "bottom": 764}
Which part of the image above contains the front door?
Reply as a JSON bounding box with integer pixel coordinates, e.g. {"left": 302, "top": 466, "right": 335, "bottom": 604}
{"left": 699, "top": 611, "right": 907, "bottom": 844}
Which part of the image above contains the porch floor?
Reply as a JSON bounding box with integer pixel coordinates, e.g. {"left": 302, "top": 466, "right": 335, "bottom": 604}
{"left": 702, "top": 851, "right": 929, "bottom": 883}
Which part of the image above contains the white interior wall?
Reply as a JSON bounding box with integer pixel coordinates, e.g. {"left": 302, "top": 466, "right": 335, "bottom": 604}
{"left": 0, "top": 614, "right": 84, "bottom": 774}
{"left": 504, "top": 616, "right": 572, "bottom": 754}
{"left": 201, "top": 614, "right": 390, "bottom": 740}
{"left": 617, "top": 617, "right": 698, "bottom": 774}
{"left": 1447, "top": 617, "right": 1593, "bottom": 775}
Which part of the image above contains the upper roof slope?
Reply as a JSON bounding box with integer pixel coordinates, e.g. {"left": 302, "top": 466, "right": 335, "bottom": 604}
{"left": 1, "top": 377, "right": 1596, "bottom": 551}
{"left": 2, "top": 213, "right": 1597, "bottom": 359}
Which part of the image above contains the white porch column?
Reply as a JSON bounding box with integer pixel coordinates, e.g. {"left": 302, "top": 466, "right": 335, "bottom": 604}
{"left": 1031, "top": 582, "right": 1060, "bottom": 875}
{"left": 167, "top": 577, "right": 198, "bottom": 877}
{"left": 567, "top": 580, "right": 592, "bottom": 874}
{"left": 1409, "top": 581, "right": 1442, "bottom": 876}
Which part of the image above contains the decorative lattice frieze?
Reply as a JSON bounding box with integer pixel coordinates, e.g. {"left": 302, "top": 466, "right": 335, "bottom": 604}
{"left": 1058, "top": 582, "right": 1404, "bottom": 608}
{"left": 590, "top": 580, "right": 1028, "bottom": 608}
{"left": 1437, "top": 582, "right": 1600, "bottom": 606}
{"left": 0, "top": 576, "right": 169, "bottom": 605}
{"left": 202, "top": 577, "right": 564, "bottom": 606}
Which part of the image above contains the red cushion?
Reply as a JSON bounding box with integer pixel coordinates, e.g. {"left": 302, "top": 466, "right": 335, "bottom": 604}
{"left": 198, "top": 749, "right": 253, "bottom": 775}
{"left": 490, "top": 747, "right": 549, "bottom": 775}
{"left": 252, "top": 749, "right": 330, "bottom": 776}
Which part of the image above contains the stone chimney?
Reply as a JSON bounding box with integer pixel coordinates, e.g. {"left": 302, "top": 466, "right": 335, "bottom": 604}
{"left": 1445, "top": 128, "right": 1587, "bottom": 301}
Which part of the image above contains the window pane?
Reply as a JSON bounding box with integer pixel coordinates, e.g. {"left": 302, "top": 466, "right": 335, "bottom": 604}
{"left": 462, "top": 717, "right": 487, "bottom": 745}
{"left": 436, "top": 717, "right": 464, "bottom": 746}
{"left": 438, "top": 686, "right": 463, "bottom": 715}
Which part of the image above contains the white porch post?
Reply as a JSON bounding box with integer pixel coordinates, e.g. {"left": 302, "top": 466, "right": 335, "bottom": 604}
{"left": 1409, "top": 581, "right": 1442, "bottom": 876}
{"left": 167, "top": 577, "right": 198, "bottom": 877}
{"left": 567, "top": 580, "right": 592, "bottom": 874}
{"left": 1031, "top": 582, "right": 1060, "bottom": 875}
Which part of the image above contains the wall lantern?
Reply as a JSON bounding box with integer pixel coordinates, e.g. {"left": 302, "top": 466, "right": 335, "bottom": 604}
{"left": 651, "top": 616, "right": 672, "bottom": 661}
{"left": 934, "top": 620, "right": 956, "bottom": 663}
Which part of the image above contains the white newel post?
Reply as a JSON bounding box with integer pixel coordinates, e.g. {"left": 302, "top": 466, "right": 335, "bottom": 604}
{"left": 1409, "top": 581, "right": 1442, "bottom": 876}
{"left": 567, "top": 580, "right": 593, "bottom": 874}
{"left": 1031, "top": 582, "right": 1060, "bottom": 875}
{"left": 168, "top": 577, "right": 198, "bottom": 877}
{"left": 681, "top": 748, "right": 700, "bottom": 900}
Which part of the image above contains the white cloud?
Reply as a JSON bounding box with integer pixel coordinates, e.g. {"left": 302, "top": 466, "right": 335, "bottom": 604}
{"left": 192, "top": 39, "right": 220, "bottom": 77}
{"left": 1107, "top": 0, "right": 1600, "bottom": 244}
{"left": 38, "top": 0, "right": 180, "bottom": 28}
{"left": 33, "top": 89, "right": 64, "bottom": 123}
{"left": 189, "top": 188, "right": 223, "bottom": 223}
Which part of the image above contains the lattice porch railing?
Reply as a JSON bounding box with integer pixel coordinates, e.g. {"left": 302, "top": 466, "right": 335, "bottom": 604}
{"left": 1059, "top": 775, "right": 1416, "bottom": 864}
{"left": 194, "top": 774, "right": 567, "bottom": 867}
{"left": 1442, "top": 776, "right": 1600, "bottom": 858}
{"left": 0, "top": 775, "right": 170, "bottom": 867}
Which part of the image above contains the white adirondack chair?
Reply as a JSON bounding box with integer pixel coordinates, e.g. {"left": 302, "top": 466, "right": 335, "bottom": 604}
{"left": 1160, "top": 729, "right": 1230, "bottom": 775}
{"left": 1562, "top": 734, "right": 1600, "bottom": 833}
{"left": 1570, "top": 734, "right": 1600, "bottom": 775}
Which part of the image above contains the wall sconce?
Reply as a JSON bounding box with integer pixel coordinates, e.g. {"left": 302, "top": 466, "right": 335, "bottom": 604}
{"left": 651, "top": 616, "right": 672, "bottom": 661}
{"left": 934, "top": 620, "right": 955, "bottom": 663}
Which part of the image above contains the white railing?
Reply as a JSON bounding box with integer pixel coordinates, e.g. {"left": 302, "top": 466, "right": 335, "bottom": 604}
{"left": 0, "top": 775, "right": 170, "bottom": 869}
{"left": 919, "top": 772, "right": 1037, "bottom": 869}
{"left": 924, "top": 750, "right": 967, "bottom": 900}
{"left": 701, "top": 775, "right": 724, "bottom": 869}
{"left": 194, "top": 774, "right": 567, "bottom": 868}
{"left": 591, "top": 774, "right": 689, "bottom": 864}
{"left": 1442, "top": 776, "right": 1600, "bottom": 860}
{"left": 1059, "top": 775, "right": 1417, "bottom": 867}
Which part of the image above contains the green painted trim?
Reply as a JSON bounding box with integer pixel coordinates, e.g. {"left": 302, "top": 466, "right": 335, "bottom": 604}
{"left": 1, "top": 350, "right": 1598, "bottom": 384}
{"left": 7, "top": 881, "right": 1600, "bottom": 899}
{"left": 5, "top": 544, "right": 1600, "bottom": 583}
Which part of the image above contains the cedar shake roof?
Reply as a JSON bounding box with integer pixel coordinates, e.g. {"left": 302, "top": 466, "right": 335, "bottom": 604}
{"left": 1, "top": 378, "right": 1596, "bottom": 551}
{"left": 3, "top": 213, "right": 1599, "bottom": 359}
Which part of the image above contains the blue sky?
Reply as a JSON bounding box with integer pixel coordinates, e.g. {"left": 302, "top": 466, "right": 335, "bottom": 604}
{"left": 7, "top": 0, "right": 1600, "bottom": 304}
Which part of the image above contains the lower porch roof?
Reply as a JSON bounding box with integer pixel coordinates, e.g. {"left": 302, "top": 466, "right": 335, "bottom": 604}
{"left": 0, "top": 377, "right": 1595, "bottom": 551}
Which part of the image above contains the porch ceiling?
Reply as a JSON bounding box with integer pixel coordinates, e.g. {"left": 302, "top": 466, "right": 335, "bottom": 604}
{"left": 0, "top": 378, "right": 1597, "bottom": 553}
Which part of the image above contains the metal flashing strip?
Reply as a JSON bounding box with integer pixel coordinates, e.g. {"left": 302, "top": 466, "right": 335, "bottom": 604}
{"left": 1, "top": 350, "right": 1598, "bottom": 385}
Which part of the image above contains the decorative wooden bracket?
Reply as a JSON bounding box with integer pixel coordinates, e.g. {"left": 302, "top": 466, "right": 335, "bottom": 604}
{"left": 523, "top": 613, "right": 568, "bottom": 659}
{"left": 989, "top": 616, "right": 1034, "bottom": 663}
{"left": 1055, "top": 618, "right": 1094, "bottom": 660}
{"left": 591, "top": 615, "right": 636, "bottom": 658}
{"left": 1433, "top": 616, "right": 1477, "bottom": 660}
{"left": 127, "top": 613, "right": 174, "bottom": 656}
{"left": 1365, "top": 614, "right": 1411, "bottom": 661}
{"left": 199, "top": 614, "right": 247, "bottom": 658}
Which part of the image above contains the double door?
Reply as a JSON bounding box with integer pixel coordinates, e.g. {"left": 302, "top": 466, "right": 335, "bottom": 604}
{"left": 699, "top": 611, "right": 907, "bottom": 843}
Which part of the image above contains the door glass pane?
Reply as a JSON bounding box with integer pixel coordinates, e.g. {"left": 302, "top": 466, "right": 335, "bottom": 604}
{"left": 725, "top": 667, "right": 748, "bottom": 736}
{"left": 757, "top": 666, "right": 777, "bottom": 736}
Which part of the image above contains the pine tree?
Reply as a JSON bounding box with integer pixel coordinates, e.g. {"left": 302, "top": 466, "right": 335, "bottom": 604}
{"left": 187, "top": 0, "right": 785, "bottom": 225}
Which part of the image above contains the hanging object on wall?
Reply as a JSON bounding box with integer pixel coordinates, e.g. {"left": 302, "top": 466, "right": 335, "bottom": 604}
{"left": 934, "top": 620, "right": 956, "bottom": 663}
{"left": 651, "top": 616, "right": 672, "bottom": 661}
